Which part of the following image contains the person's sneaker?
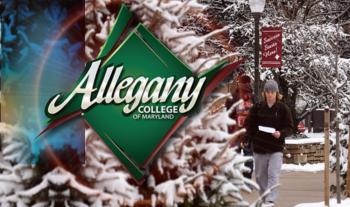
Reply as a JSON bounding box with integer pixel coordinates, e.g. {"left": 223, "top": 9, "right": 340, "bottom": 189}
{"left": 261, "top": 201, "right": 275, "bottom": 207}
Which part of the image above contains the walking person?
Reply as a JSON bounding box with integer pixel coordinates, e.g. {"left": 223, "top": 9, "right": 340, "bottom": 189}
{"left": 225, "top": 73, "right": 255, "bottom": 178}
{"left": 244, "top": 80, "right": 294, "bottom": 207}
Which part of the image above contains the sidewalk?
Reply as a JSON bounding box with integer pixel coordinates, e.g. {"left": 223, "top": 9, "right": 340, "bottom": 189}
{"left": 242, "top": 171, "right": 336, "bottom": 207}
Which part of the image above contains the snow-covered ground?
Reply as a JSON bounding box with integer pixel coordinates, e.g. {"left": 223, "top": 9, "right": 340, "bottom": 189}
{"left": 282, "top": 163, "right": 324, "bottom": 172}
{"left": 295, "top": 198, "right": 350, "bottom": 207}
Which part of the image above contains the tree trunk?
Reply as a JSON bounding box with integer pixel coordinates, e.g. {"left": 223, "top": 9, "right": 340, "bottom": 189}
{"left": 277, "top": 72, "right": 299, "bottom": 133}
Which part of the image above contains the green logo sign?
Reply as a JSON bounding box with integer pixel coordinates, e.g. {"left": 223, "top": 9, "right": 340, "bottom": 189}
{"left": 40, "top": 5, "right": 242, "bottom": 182}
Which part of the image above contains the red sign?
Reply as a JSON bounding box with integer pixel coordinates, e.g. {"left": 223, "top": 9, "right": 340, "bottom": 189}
{"left": 261, "top": 27, "right": 282, "bottom": 68}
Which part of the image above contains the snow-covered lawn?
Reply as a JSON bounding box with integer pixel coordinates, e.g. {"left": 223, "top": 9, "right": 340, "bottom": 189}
{"left": 295, "top": 198, "right": 350, "bottom": 207}
{"left": 282, "top": 163, "right": 324, "bottom": 172}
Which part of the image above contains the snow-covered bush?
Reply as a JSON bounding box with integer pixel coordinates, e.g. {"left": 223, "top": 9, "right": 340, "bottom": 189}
{"left": 81, "top": 129, "right": 143, "bottom": 207}
{"left": 79, "top": 94, "right": 257, "bottom": 206}
{"left": 330, "top": 124, "right": 350, "bottom": 195}
{"left": 0, "top": 123, "right": 35, "bottom": 206}
{"left": 149, "top": 95, "right": 257, "bottom": 206}
{"left": 202, "top": 0, "right": 350, "bottom": 130}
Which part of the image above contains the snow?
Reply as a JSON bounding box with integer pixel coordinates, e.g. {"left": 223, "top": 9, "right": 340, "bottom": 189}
{"left": 154, "top": 176, "right": 187, "bottom": 206}
{"left": 304, "top": 132, "right": 325, "bottom": 139}
{"left": 197, "top": 143, "right": 225, "bottom": 161}
{"left": 295, "top": 198, "right": 350, "bottom": 207}
{"left": 129, "top": 0, "right": 237, "bottom": 73}
{"left": 285, "top": 133, "right": 325, "bottom": 144}
{"left": 282, "top": 163, "right": 324, "bottom": 172}
{"left": 150, "top": 95, "right": 253, "bottom": 206}
{"left": 20, "top": 167, "right": 100, "bottom": 198}
{"left": 84, "top": 132, "right": 143, "bottom": 206}
{"left": 0, "top": 123, "right": 32, "bottom": 164}
{"left": 286, "top": 137, "right": 324, "bottom": 144}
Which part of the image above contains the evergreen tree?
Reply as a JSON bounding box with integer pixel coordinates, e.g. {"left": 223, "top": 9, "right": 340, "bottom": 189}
{"left": 81, "top": 129, "right": 143, "bottom": 207}
{"left": 82, "top": 2, "right": 256, "bottom": 206}
{"left": 0, "top": 123, "right": 34, "bottom": 207}
{"left": 18, "top": 167, "right": 101, "bottom": 207}
{"left": 202, "top": 0, "right": 350, "bottom": 131}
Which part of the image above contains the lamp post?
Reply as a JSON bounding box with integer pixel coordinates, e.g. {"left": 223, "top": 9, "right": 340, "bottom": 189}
{"left": 249, "top": 0, "right": 265, "bottom": 100}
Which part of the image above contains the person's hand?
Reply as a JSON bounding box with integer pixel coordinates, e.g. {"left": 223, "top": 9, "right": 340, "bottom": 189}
{"left": 272, "top": 131, "right": 281, "bottom": 139}
{"left": 240, "top": 141, "right": 249, "bottom": 149}
{"left": 240, "top": 142, "right": 245, "bottom": 149}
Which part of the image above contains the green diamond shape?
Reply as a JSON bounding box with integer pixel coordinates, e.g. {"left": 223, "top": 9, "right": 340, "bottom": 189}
{"left": 41, "top": 4, "right": 242, "bottom": 182}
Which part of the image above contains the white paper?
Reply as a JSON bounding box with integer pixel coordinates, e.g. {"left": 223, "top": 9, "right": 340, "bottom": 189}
{"left": 258, "top": 126, "right": 276, "bottom": 134}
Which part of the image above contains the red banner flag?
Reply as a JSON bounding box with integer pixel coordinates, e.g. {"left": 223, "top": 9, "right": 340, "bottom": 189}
{"left": 261, "top": 27, "right": 282, "bottom": 68}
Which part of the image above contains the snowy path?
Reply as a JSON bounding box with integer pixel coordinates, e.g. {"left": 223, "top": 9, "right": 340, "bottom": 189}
{"left": 242, "top": 171, "right": 337, "bottom": 207}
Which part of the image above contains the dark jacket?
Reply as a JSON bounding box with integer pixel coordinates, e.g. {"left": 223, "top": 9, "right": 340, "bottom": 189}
{"left": 244, "top": 101, "right": 294, "bottom": 153}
